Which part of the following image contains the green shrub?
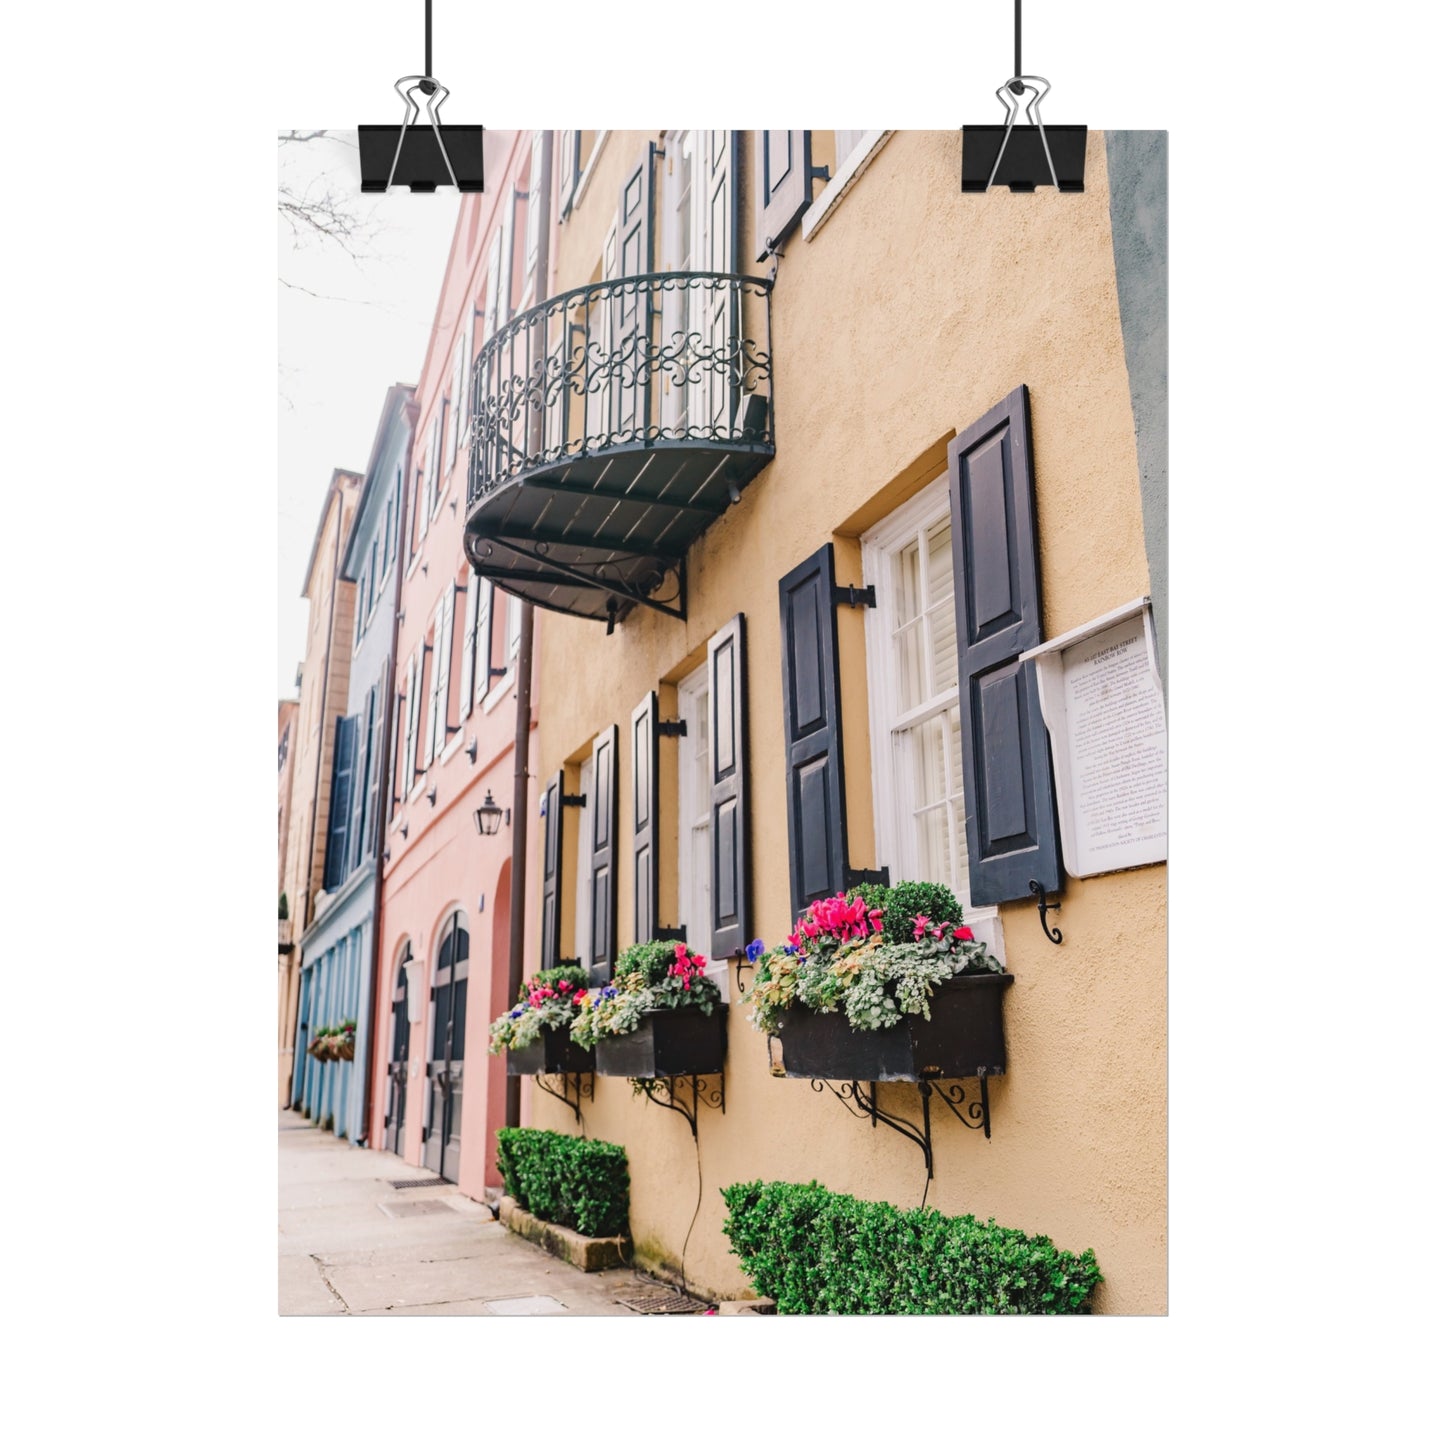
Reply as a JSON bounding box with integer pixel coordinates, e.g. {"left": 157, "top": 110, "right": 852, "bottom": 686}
{"left": 611, "top": 938, "right": 678, "bottom": 987}
{"left": 528, "top": 964, "right": 588, "bottom": 995}
{"left": 720, "top": 1180, "right": 1102, "bottom": 1314}
{"left": 877, "top": 880, "right": 964, "bottom": 943}
{"left": 496, "top": 1128, "right": 630, "bottom": 1238}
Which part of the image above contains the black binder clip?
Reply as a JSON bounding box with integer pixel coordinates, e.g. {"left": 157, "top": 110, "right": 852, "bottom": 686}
{"left": 358, "top": 3, "right": 483, "bottom": 192}
{"left": 961, "top": 76, "right": 1086, "bottom": 193}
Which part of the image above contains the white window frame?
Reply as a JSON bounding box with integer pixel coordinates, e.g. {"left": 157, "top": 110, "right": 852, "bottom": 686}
{"left": 675, "top": 662, "right": 710, "bottom": 957}
{"left": 573, "top": 754, "right": 595, "bottom": 970}
{"left": 860, "top": 473, "right": 1005, "bottom": 963}
{"left": 802, "top": 130, "right": 892, "bottom": 244}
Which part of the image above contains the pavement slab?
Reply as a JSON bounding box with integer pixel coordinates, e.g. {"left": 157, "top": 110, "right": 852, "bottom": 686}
{"left": 278, "top": 1110, "right": 634, "bottom": 1316}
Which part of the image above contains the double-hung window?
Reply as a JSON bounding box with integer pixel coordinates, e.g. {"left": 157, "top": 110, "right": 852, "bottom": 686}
{"left": 675, "top": 662, "right": 711, "bottom": 951}
{"left": 861, "top": 474, "right": 1001, "bottom": 950}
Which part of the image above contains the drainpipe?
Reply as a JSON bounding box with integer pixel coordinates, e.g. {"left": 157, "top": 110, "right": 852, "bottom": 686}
{"left": 293, "top": 475, "right": 347, "bottom": 1105}
{"left": 506, "top": 132, "right": 553, "bottom": 1130}
{"left": 359, "top": 397, "right": 418, "bottom": 1147}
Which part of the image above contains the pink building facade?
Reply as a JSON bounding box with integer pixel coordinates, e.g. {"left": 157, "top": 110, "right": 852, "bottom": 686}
{"left": 369, "top": 132, "right": 547, "bottom": 1198}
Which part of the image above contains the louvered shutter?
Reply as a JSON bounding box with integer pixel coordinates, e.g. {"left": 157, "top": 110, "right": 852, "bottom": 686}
{"left": 702, "top": 131, "right": 741, "bottom": 434}
{"left": 613, "top": 146, "right": 655, "bottom": 438}
{"left": 709, "top": 613, "right": 749, "bottom": 958}
{"left": 349, "top": 686, "right": 375, "bottom": 873}
{"left": 433, "top": 588, "right": 454, "bottom": 754}
{"left": 403, "top": 651, "right": 419, "bottom": 789}
{"left": 473, "top": 580, "right": 494, "bottom": 704}
{"left": 324, "top": 715, "right": 358, "bottom": 889}
{"left": 365, "top": 684, "right": 383, "bottom": 858}
{"left": 588, "top": 725, "right": 618, "bottom": 982}
{"left": 631, "top": 692, "right": 659, "bottom": 944}
{"left": 539, "top": 770, "right": 564, "bottom": 970}
{"left": 755, "top": 130, "right": 815, "bottom": 261}
{"left": 459, "top": 574, "right": 477, "bottom": 718}
{"left": 948, "top": 384, "right": 1063, "bottom": 903}
{"left": 778, "top": 543, "right": 849, "bottom": 920}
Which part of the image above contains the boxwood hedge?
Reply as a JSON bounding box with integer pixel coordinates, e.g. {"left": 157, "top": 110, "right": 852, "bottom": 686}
{"left": 496, "top": 1128, "right": 630, "bottom": 1238}
{"left": 721, "top": 1179, "right": 1102, "bottom": 1314}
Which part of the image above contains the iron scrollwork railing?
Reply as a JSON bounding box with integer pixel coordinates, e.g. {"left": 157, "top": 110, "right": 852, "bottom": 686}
{"left": 467, "top": 271, "right": 774, "bottom": 503}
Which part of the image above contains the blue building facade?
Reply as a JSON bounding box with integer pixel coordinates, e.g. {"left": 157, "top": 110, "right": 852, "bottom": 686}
{"left": 294, "top": 385, "right": 413, "bottom": 1140}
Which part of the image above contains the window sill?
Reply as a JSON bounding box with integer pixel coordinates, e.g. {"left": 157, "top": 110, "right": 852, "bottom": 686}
{"left": 483, "top": 668, "right": 516, "bottom": 713}
{"left": 801, "top": 130, "right": 893, "bottom": 244}
{"left": 439, "top": 730, "right": 465, "bottom": 764}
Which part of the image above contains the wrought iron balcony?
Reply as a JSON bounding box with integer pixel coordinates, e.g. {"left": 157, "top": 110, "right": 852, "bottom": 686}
{"left": 464, "top": 271, "right": 774, "bottom": 625}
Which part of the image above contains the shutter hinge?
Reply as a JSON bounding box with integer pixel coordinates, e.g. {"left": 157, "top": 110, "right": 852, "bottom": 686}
{"left": 561, "top": 793, "right": 587, "bottom": 807}
{"left": 844, "top": 866, "right": 891, "bottom": 889}
{"left": 656, "top": 719, "right": 687, "bottom": 738}
{"left": 832, "top": 584, "right": 877, "bottom": 609}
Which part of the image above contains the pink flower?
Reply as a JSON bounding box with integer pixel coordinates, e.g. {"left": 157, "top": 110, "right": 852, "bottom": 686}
{"left": 869, "top": 908, "right": 885, "bottom": 934}
{"left": 912, "top": 914, "right": 931, "bottom": 940}
{"left": 675, "top": 943, "right": 690, "bottom": 961}
{"left": 952, "top": 925, "right": 975, "bottom": 942}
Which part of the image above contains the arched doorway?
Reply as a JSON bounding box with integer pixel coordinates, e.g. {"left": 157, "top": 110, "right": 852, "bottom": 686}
{"left": 423, "top": 911, "right": 469, "bottom": 1181}
{"left": 383, "top": 942, "right": 411, "bottom": 1156}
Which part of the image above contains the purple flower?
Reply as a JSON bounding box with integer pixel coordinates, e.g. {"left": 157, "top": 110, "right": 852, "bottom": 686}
{"left": 746, "top": 939, "right": 765, "bottom": 963}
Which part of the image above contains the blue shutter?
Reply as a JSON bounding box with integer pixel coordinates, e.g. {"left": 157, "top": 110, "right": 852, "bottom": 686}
{"left": 631, "top": 692, "right": 659, "bottom": 944}
{"left": 778, "top": 544, "right": 848, "bottom": 921}
{"left": 948, "top": 385, "right": 1063, "bottom": 903}
{"left": 323, "top": 715, "right": 357, "bottom": 890}
{"left": 709, "top": 613, "right": 749, "bottom": 958}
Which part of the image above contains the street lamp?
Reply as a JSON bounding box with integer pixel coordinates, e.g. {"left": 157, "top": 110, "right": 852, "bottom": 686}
{"left": 473, "top": 790, "right": 510, "bottom": 836}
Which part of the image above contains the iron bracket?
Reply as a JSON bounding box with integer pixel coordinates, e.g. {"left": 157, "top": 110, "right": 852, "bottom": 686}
{"left": 656, "top": 720, "right": 688, "bottom": 738}
{"left": 734, "top": 951, "right": 754, "bottom": 995}
{"left": 634, "top": 1073, "right": 725, "bottom": 1139}
{"left": 1028, "top": 879, "right": 1063, "bottom": 944}
{"left": 532, "top": 1070, "right": 593, "bottom": 1128}
{"left": 832, "top": 583, "right": 877, "bottom": 609}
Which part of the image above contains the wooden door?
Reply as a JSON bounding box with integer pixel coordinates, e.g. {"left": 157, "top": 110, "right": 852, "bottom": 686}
{"left": 422, "top": 914, "right": 469, "bottom": 1181}
{"left": 383, "top": 952, "right": 410, "bottom": 1155}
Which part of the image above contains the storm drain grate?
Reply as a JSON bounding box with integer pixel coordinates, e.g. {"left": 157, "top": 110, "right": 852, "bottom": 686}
{"left": 388, "top": 1176, "right": 450, "bottom": 1189}
{"left": 614, "top": 1289, "right": 709, "bottom": 1316}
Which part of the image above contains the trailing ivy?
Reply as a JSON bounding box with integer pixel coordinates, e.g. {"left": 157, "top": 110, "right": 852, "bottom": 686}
{"left": 495, "top": 1128, "right": 630, "bottom": 1238}
{"left": 720, "top": 1180, "right": 1102, "bottom": 1314}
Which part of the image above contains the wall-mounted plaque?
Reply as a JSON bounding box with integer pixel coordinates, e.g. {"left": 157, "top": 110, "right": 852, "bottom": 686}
{"left": 1020, "top": 598, "right": 1166, "bottom": 879}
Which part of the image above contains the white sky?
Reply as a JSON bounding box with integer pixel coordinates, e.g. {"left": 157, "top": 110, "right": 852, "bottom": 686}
{"left": 278, "top": 132, "right": 459, "bottom": 696}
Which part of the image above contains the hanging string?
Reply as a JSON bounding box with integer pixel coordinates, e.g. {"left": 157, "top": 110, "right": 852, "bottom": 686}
{"left": 1010, "top": 0, "right": 1025, "bottom": 93}
{"left": 425, "top": 0, "right": 433, "bottom": 77}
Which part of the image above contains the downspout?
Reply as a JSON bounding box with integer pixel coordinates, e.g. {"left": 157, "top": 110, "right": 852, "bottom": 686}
{"left": 506, "top": 132, "right": 553, "bottom": 1130}
{"left": 293, "top": 475, "right": 347, "bottom": 1104}
{"left": 359, "top": 400, "right": 418, "bottom": 1147}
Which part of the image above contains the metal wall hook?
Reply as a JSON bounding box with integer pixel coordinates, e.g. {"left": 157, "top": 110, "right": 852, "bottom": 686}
{"left": 1028, "top": 879, "right": 1063, "bottom": 944}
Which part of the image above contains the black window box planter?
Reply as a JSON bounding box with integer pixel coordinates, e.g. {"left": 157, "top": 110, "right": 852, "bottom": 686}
{"left": 594, "top": 1006, "right": 728, "bottom": 1078}
{"left": 776, "top": 974, "right": 1013, "bottom": 1081}
{"left": 506, "top": 1029, "right": 595, "bottom": 1076}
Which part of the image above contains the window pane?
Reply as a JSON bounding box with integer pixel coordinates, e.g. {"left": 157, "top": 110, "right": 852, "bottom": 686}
{"left": 926, "top": 520, "right": 958, "bottom": 694}
{"left": 893, "top": 539, "right": 922, "bottom": 623}
{"left": 914, "top": 804, "right": 949, "bottom": 884}
{"left": 895, "top": 619, "right": 926, "bottom": 712}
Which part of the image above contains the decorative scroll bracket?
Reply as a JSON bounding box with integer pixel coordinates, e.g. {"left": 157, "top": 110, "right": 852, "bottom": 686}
{"left": 532, "top": 1071, "right": 593, "bottom": 1128}
{"left": 1028, "top": 879, "right": 1063, "bottom": 944}
{"left": 634, "top": 1074, "right": 725, "bottom": 1139}
{"left": 809, "top": 1075, "right": 997, "bottom": 1180}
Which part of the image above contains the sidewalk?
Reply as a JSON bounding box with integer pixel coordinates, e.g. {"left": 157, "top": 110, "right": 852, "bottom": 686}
{"left": 278, "top": 1112, "right": 639, "bottom": 1316}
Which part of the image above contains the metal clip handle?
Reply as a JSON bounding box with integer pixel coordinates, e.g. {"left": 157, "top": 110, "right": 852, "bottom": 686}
{"left": 386, "top": 75, "right": 459, "bottom": 191}
{"left": 986, "top": 74, "right": 1059, "bottom": 193}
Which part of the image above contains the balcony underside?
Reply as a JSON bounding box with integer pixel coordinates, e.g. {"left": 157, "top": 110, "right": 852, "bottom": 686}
{"left": 463, "top": 438, "right": 773, "bottom": 624}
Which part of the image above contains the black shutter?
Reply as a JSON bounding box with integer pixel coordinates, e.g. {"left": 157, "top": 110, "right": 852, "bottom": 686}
{"left": 631, "top": 693, "right": 659, "bottom": 944}
{"left": 539, "top": 770, "right": 564, "bottom": 970}
{"left": 323, "top": 715, "right": 357, "bottom": 890}
{"left": 948, "top": 384, "right": 1063, "bottom": 903}
{"left": 709, "top": 613, "right": 749, "bottom": 958}
{"left": 588, "top": 725, "right": 618, "bottom": 981}
{"left": 350, "top": 685, "right": 376, "bottom": 872}
{"left": 364, "top": 685, "right": 382, "bottom": 861}
{"left": 779, "top": 545, "right": 848, "bottom": 921}
{"left": 755, "top": 130, "right": 815, "bottom": 261}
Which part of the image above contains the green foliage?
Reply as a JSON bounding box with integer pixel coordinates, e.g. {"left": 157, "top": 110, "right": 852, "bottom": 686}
{"left": 278, "top": 893, "right": 289, "bottom": 921}
{"left": 495, "top": 1128, "right": 630, "bottom": 1238}
{"left": 531, "top": 965, "right": 588, "bottom": 994}
{"left": 490, "top": 967, "right": 591, "bottom": 1053}
{"left": 720, "top": 1180, "right": 1102, "bottom": 1315}
{"left": 612, "top": 939, "right": 680, "bottom": 986}
{"left": 877, "top": 879, "right": 963, "bottom": 943}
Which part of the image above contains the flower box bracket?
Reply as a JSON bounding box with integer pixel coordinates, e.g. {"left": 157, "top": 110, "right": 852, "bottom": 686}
{"left": 635, "top": 1073, "right": 724, "bottom": 1139}
{"left": 531, "top": 1070, "right": 594, "bottom": 1127}
{"left": 809, "top": 1073, "right": 993, "bottom": 1186}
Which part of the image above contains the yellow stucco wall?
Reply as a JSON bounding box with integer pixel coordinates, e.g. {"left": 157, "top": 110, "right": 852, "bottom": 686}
{"left": 529, "top": 130, "right": 1165, "bottom": 1314}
